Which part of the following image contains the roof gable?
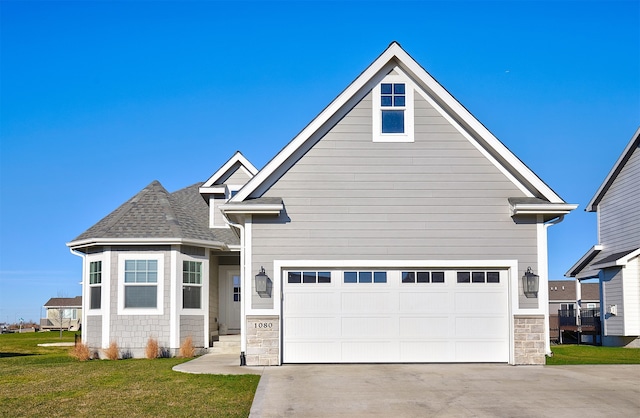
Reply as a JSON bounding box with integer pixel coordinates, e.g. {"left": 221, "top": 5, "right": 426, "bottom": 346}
{"left": 586, "top": 126, "right": 640, "bottom": 212}
{"left": 232, "top": 41, "right": 567, "bottom": 205}
{"left": 200, "top": 151, "right": 258, "bottom": 194}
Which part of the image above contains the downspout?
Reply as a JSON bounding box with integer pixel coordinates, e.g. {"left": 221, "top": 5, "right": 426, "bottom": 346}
{"left": 68, "top": 247, "right": 86, "bottom": 344}
{"left": 543, "top": 215, "right": 565, "bottom": 356}
{"left": 222, "top": 213, "right": 247, "bottom": 366}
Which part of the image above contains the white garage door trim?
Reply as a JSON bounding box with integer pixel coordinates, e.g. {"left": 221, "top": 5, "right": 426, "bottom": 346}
{"left": 279, "top": 260, "right": 514, "bottom": 364}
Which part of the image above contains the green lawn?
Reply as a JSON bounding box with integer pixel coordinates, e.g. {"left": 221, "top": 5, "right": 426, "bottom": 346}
{"left": 547, "top": 344, "right": 640, "bottom": 365}
{"left": 0, "top": 332, "right": 259, "bottom": 418}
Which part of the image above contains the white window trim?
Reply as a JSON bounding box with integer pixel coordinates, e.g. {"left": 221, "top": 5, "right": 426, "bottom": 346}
{"left": 180, "top": 255, "right": 208, "bottom": 314}
{"left": 117, "top": 254, "right": 164, "bottom": 315}
{"left": 372, "top": 71, "right": 414, "bottom": 143}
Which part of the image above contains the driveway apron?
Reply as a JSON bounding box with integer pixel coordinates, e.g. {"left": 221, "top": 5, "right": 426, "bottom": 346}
{"left": 249, "top": 363, "right": 640, "bottom": 417}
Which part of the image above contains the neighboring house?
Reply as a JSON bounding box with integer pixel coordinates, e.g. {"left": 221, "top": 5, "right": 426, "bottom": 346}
{"left": 566, "top": 127, "right": 640, "bottom": 347}
{"left": 548, "top": 280, "right": 599, "bottom": 343}
{"left": 68, "top": 42, "right": 577, "bottom": 365}
{"left": 41, "top": 296, "right": 82, "bottom": 331}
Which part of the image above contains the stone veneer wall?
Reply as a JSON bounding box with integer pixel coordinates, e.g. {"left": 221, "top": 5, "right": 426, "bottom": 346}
{"left": 514, "top": 315, "right": 546, "bottom": 365}
{"left": 246, "top": 316, "right": 279, "bottom": 366}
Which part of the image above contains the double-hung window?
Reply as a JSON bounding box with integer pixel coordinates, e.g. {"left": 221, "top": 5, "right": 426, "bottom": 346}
{"left": 183, "top": 261, "right": 202, "bottom": 309}
{"left": 381, "top": 83, "right": 406, "bottom": 133}
{"left": 124, "top": 260, "right": 158, "bottom": 308}
{"left": 373, "top": 71, "right": 414, "bottom": 142}
{"left": 89, "top": 261, "right": 102, "bottom": 310}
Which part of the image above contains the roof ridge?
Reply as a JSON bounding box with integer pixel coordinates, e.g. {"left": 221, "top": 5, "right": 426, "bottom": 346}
{"left": 92, "top": 180, "right": 164, "bottom": 238}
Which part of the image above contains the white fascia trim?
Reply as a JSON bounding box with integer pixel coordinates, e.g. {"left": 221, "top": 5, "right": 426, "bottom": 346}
{"left": 67, "top": 238, "right": 228, "bottom": 251}
{"left": 199, "top": 185, "right": 226, "bottom": 195}
{"left": 510, "top": 203, "right": 579, "bottom": 216}
{"left": 219, "top": 204, "right": 283, "bottom": 215}
{"left": 564, "top": 245, "right": 604, "bottom": 278}
{"left": 201, "top": 151, "right": 259, "bottom": 189}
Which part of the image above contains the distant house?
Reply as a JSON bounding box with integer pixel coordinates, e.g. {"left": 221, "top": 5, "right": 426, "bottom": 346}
{"left": 548, "top": 280, "right": 599, "bottom": 343}
{"left": 41, "top": 296, "right": 82, "bottom": 331}
{"left": 566, "top": 127, "right": 640, "bottom": 347}
{"left": 68, "top": 42, "right": 577, "bottom": 364}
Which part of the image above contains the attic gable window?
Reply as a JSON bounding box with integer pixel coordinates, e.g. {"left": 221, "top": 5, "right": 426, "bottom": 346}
{"left": 373, "top": 72, "right": 414, "bottom": 142}
{"left": 381, "top": 83, "right": 405, "bottom": 133}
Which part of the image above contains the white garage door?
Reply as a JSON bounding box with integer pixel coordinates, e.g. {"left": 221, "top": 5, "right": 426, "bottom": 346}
{"left": 283, "top": 269, "right": 509, "bottom": 363}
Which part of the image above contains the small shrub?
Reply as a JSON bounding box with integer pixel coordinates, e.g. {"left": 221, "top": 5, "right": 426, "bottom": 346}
{"left": 146, "top": 337, "right": 159, "bottom": 359}
{"left": 121, "top": 349, "right": 133, "bottom": 359}
{"left": 104, "top": 341, "right": 119, "bottom": 360}
{"left": 179, "top": 336, "right": 195, "bottom": 358}
{"left": 70, "top": 341, "right": 91, "bottom": 361}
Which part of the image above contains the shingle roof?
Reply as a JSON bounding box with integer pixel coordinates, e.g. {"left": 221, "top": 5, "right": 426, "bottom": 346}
{"left": 70, "top": 181, "right": 239, "bottom": 246}
{"left": 44, "top": 296, "right": 82, "bottom": 307}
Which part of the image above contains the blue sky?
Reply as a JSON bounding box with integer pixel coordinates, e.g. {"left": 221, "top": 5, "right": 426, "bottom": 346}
{"left": 1, "top": 1, "right": 638, "bottom": 324}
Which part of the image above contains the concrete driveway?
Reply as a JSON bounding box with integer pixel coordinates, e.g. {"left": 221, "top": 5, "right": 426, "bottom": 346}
{"left": 249, "top": 363, "right": 640, "bottom": 417}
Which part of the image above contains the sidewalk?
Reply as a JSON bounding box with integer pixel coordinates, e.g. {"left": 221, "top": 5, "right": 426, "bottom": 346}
{"left": 172, "top": 352, "right": 264, "bottom": 375}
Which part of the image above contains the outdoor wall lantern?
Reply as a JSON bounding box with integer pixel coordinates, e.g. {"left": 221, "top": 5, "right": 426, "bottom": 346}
{"left": 522, "top": 266, "right": 539, "bottom": 298}
{"left": 255, "top": 266, "right": 272, "bottom": 298}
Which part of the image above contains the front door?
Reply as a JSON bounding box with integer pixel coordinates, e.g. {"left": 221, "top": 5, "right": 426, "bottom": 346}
{"left": 219, "top": 267, "right": 241, "bottom": 334}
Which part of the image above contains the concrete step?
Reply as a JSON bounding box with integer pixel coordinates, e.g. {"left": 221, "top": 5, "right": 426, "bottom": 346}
{"left": 210, "top": 334, "right": 241, "bottom": 354}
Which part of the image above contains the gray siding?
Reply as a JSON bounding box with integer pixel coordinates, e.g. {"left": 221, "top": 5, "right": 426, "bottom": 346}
{"left": 599, "top": 143, "right": 640, "bottom": 252}
{"left": 601, "top": 267, "right": 624, "bottom": 336}
{"left": 86, "top": 315, "right": 102, "bottom": 348}
{"left": 250, "top": 91, "right": 538, "bottom": 307}
{"left": 109, "top": 247, "right": 172, "bottom": 351}
{"left": 224, "top": 167, "right": 252, "bottom": 185}
{"left": 180, "top": 315, "right": 204, "bottom": 346}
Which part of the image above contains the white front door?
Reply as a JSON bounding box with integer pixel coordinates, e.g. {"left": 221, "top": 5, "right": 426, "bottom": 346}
{"left": 219, "top": 267, "right": 241, "bottom": 334}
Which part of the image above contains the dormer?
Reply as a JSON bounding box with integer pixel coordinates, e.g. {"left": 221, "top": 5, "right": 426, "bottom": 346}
{"left": 199, "top": 151, "right": 258, "bottom": 228}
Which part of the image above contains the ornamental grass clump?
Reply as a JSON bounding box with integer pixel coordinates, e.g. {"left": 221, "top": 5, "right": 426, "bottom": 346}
{"left": 104, "top": 341, "right": 120, "bottom": 360}
{"left": 69, "top": 341, "right": 91, "bottom": 361}
{"left": 179, "top": 336, "right": 195, "bottom": 358}
{"left": 146, "top": 337, "right": 159, "bottom": 359}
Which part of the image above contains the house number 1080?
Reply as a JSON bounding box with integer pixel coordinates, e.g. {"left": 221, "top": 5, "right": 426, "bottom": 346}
{"left": 254, "top": 322, "right": 273, "bottom": 329}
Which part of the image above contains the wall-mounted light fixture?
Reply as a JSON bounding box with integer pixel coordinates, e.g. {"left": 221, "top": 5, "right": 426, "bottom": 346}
{"left": 255, "top": 266, "right": 272, "bottom": 298}
{"left": 522, "top": 267, "right": 539, "bottom": 298}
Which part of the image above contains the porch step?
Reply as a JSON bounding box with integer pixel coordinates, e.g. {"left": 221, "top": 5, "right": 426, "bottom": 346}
{"left": 210, "top": 334, "right": 241, "bottom": 354}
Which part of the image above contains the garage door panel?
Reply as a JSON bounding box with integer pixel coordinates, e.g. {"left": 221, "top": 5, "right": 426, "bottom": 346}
{"left": 455, "top": 341, "right": 508, "bottom": 362}
{"left": 399, "top": 316, "right": 449, "bottom": 338}
{"left": 454, "top": 291, "right": 507, "bottom": 314}
{"left": 284, "top": 316, "right": 340, "bottom": 338}
{"left": 341, "top": 291, "right": 395, "bottom": 313}
{"left": 400, "top": 341, "right": 454, "bottom": 362}
{"left": 399, "top": 291, "right": 451, "bottom": 313}
{"left": 284, "top": 291, "right": 339, "bottom": 314}
{"left": 285, "top": 342, "right": 341, "bottom": 363}
{"left": 341, "top": 316, "right": 395, "bottom": 338}
{"left": 454, "top": 316, "right": 508, "bottom": 339}
{"left": 342, "top": 341, "right": 397, "bottom": 362}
